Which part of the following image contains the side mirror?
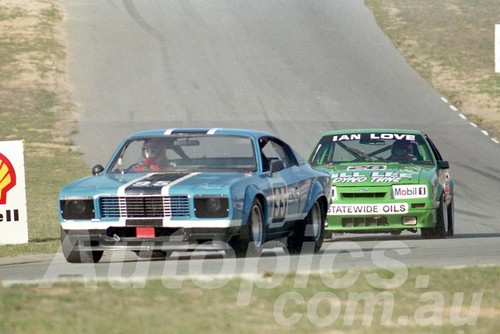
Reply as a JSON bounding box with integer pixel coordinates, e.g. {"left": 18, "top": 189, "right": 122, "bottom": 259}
{"left": 270, "top": 160, "right": 285, "bottom": 175}
{"left": 92, "top": 164, "right": 104, "bottom": 175}
{"left": 437, "top": 160, "right": 449, "bottom": 169}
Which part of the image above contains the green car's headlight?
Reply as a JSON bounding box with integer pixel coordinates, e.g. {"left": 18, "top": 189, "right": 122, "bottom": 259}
{"left": 60, "top": 199, "right": 95, "bottom": 220}
{"left": 194, "top": 195, "right": 229, "bottom": 218}
{"left": 331, "top": 186, "right": 338, "bottom": 201}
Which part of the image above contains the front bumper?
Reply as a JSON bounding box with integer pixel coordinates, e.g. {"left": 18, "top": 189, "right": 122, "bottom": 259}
{"left": 62, "top": 227, "right": 242, "bottom": 253}
{"left": 325, "top": 205, "right": 438, "bottom": 233}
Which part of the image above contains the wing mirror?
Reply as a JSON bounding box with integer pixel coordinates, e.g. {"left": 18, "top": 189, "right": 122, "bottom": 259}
{"left": 437, "top": 160, "right": 449, "bottom": 169}
{"left": 92, "top": 164, "right": 104, "bottom": 175}
{"left": 270, "top": 160, "right": 285, "bottom": 175}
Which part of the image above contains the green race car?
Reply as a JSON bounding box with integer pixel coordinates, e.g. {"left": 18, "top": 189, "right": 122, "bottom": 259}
{"left": 308, "top": 129, "right": 454, "bottom": 239}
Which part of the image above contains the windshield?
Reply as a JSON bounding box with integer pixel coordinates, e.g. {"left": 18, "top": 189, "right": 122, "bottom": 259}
{"left": 309, "top": 132, "right": 435, "bottom": 167}
{"left": 108, "top": 135, "right": 257, "bottom": 173}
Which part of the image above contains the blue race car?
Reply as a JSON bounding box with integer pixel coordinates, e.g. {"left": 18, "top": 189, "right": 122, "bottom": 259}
{"left": 59, "top": 128, "right": 331, "bottom": 263}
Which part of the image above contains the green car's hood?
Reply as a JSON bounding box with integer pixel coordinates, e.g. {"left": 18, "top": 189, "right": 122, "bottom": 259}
{"left": 325, "top": 163, "right": 436, "bottom": 186}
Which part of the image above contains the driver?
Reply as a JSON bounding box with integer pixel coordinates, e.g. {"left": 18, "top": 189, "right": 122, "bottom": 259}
{"left": 390, "top": 139, "right": 414, "bottom": 162}
{"left": 135, "top": 138, "right": 168, "bottom": 172}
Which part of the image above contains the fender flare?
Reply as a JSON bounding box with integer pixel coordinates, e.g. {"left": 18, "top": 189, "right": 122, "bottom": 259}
{"left": 242, "top": 185, "right": 268, "bottom": 227}
{"left": 304, "top": 179, "right": 329, "bottom": 219}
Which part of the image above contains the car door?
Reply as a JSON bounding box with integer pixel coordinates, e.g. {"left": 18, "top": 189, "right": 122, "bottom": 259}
{"left": 259, "top": 137, "right": 302, "bottom": 228}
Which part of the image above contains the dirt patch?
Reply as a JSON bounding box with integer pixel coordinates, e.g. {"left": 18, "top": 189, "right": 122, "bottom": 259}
{"left": 0, "top": 0, "right": 76, "bottom": 151}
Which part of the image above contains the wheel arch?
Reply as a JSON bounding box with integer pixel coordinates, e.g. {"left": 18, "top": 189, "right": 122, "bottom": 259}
{"left": 305, "top": 179, "right": 329, "bottom": 220}
{"left": 242, "top": 185, "right": 268, "bottom": 227}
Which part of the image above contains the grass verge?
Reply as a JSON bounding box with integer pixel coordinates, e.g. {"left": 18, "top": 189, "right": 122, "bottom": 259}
{"left": 0, "top": 1, "right": 88, "bottom": 256}
{"left": 1, "top": 266, "right": 499, "bottom": 333}
{"left": 365, "top": 0, "right": 500, "bottom": 140}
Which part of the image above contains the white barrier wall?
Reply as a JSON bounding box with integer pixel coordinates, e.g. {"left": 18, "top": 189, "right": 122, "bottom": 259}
{"left": 0, "top": 140, "right": 28, "bottom": 245}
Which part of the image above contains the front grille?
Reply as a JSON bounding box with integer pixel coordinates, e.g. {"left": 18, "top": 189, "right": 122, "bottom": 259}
{"left": 100, "top": 196, "right": 190, "bottom": 218}
{"left": 342, "top": 217, "right": 388, "bottom": 227}
{"left": 342, "top": 192, "right": 386, "bottom": 198}
{"left": 126, "top": 197, "right": 164, "bottom": 217}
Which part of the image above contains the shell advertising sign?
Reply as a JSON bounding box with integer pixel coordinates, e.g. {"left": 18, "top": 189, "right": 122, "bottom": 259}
{"left": 0, "top": 140, "right": 28, "bottom": 245}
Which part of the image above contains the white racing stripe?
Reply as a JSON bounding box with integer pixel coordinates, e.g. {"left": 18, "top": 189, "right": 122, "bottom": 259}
{"left": 160, "top": 173, "right": 199, "bottom": 196}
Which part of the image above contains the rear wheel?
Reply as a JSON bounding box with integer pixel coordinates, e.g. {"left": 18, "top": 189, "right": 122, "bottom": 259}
{"left": 61, "top": 228, "right": 103, "bottom": 263}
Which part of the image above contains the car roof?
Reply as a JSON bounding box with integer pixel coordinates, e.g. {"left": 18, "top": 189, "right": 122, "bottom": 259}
{"left": 127, "top": 128, "right": 277, "bottom": 140}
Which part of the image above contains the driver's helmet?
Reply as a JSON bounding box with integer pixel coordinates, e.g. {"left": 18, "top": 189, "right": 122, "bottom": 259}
{"left": 142, "top": 138, "right": 165, "bottom": 165}
{"left": 391, "top": 139, "right": 413, "bottom": 161}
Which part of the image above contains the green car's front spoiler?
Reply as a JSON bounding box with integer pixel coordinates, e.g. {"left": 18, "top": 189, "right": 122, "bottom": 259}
{"left": 325, "top": 199, "right": 440, "bottom": 233}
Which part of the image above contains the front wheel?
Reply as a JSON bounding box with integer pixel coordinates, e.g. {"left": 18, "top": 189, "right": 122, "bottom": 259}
{"left": 421, "top": 196, "right": 448, "bottom": 239}
{"left": 447, "top": 197, "right": 455, "bottom": 236}
{"left": 231, "top": 199, "right": 265, "bottom": 257}
{"left": 61, "top": 228, "right": 103, "bottom": 263}
{"left": 287, "top": 200, "right": 325, "bottom": 254}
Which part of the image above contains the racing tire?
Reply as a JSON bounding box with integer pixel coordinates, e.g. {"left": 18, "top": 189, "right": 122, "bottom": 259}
{"left": 447, "top": 197, "right": 455, "bottom": 237}
{"left": 61, "top": 228, "right": 104, "bottom": 264}
{"left": 287, "top": 200, "right": 325, "bottom": 254}
{"left": 421, "top": 196, "right": 448, "bottom": 239}
{"left": 231, "top": 199, "right": 265, "bottom": 257}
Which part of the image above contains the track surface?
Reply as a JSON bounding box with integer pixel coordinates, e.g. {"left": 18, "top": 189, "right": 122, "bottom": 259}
{"left": 1, "top": 0, "right": 499, "bottom": 284}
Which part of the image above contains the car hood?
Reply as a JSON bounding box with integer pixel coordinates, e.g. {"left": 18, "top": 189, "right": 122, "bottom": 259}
{"left": 325, "top": 163, "right": 436, "bottom": 186}
{"left": 59, "top": 172, "right": 252, "bottom": 197}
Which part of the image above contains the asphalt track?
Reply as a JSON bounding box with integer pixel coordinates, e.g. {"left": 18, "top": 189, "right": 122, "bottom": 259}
{"left": 1, "top": 0, "right": 499, "bottom": 285}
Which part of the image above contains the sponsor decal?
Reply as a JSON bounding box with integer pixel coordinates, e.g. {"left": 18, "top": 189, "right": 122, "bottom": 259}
{"left": 332, "top": 172, "right": 367, "bottom": 183}
{"left": 0, "top": 153, "right": 16, "bottom": 205}
{"left": 332, "top": 133, "right": 416, "bottom": 142}
{"left": 346, "top": 165, "right": 387, "bottom": 171}
{"left": 392, "top": 185, "right": 428, "bottom": 199}
{"left": 0, "top": 140, "right": 28, "bottom": 245}
{"left": 371, "top": 172, "right": 413, "bottom": 183}
{"left": 0, "top": 209, "right": 20, "bottom": 222}
{"left": 331, "top": 172, "right": 413, "bottom": 184}
{"left": 329, "top": 203, "right": 409, "bottom": 215}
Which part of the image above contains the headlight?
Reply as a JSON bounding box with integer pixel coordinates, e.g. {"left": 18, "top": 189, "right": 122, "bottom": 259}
{"left": 194, "top": 195, "right": 229, "bottom": 218}
{"left": 60, "top": 199, "right": 95, "bottom": 219}
{"left": 331, "top": 186, "right": 338, "bottom": 201}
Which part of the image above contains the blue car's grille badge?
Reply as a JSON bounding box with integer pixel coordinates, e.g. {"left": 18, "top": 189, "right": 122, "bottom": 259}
{"left": 99, "top": 196, "right": 190, "bottom": 218}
